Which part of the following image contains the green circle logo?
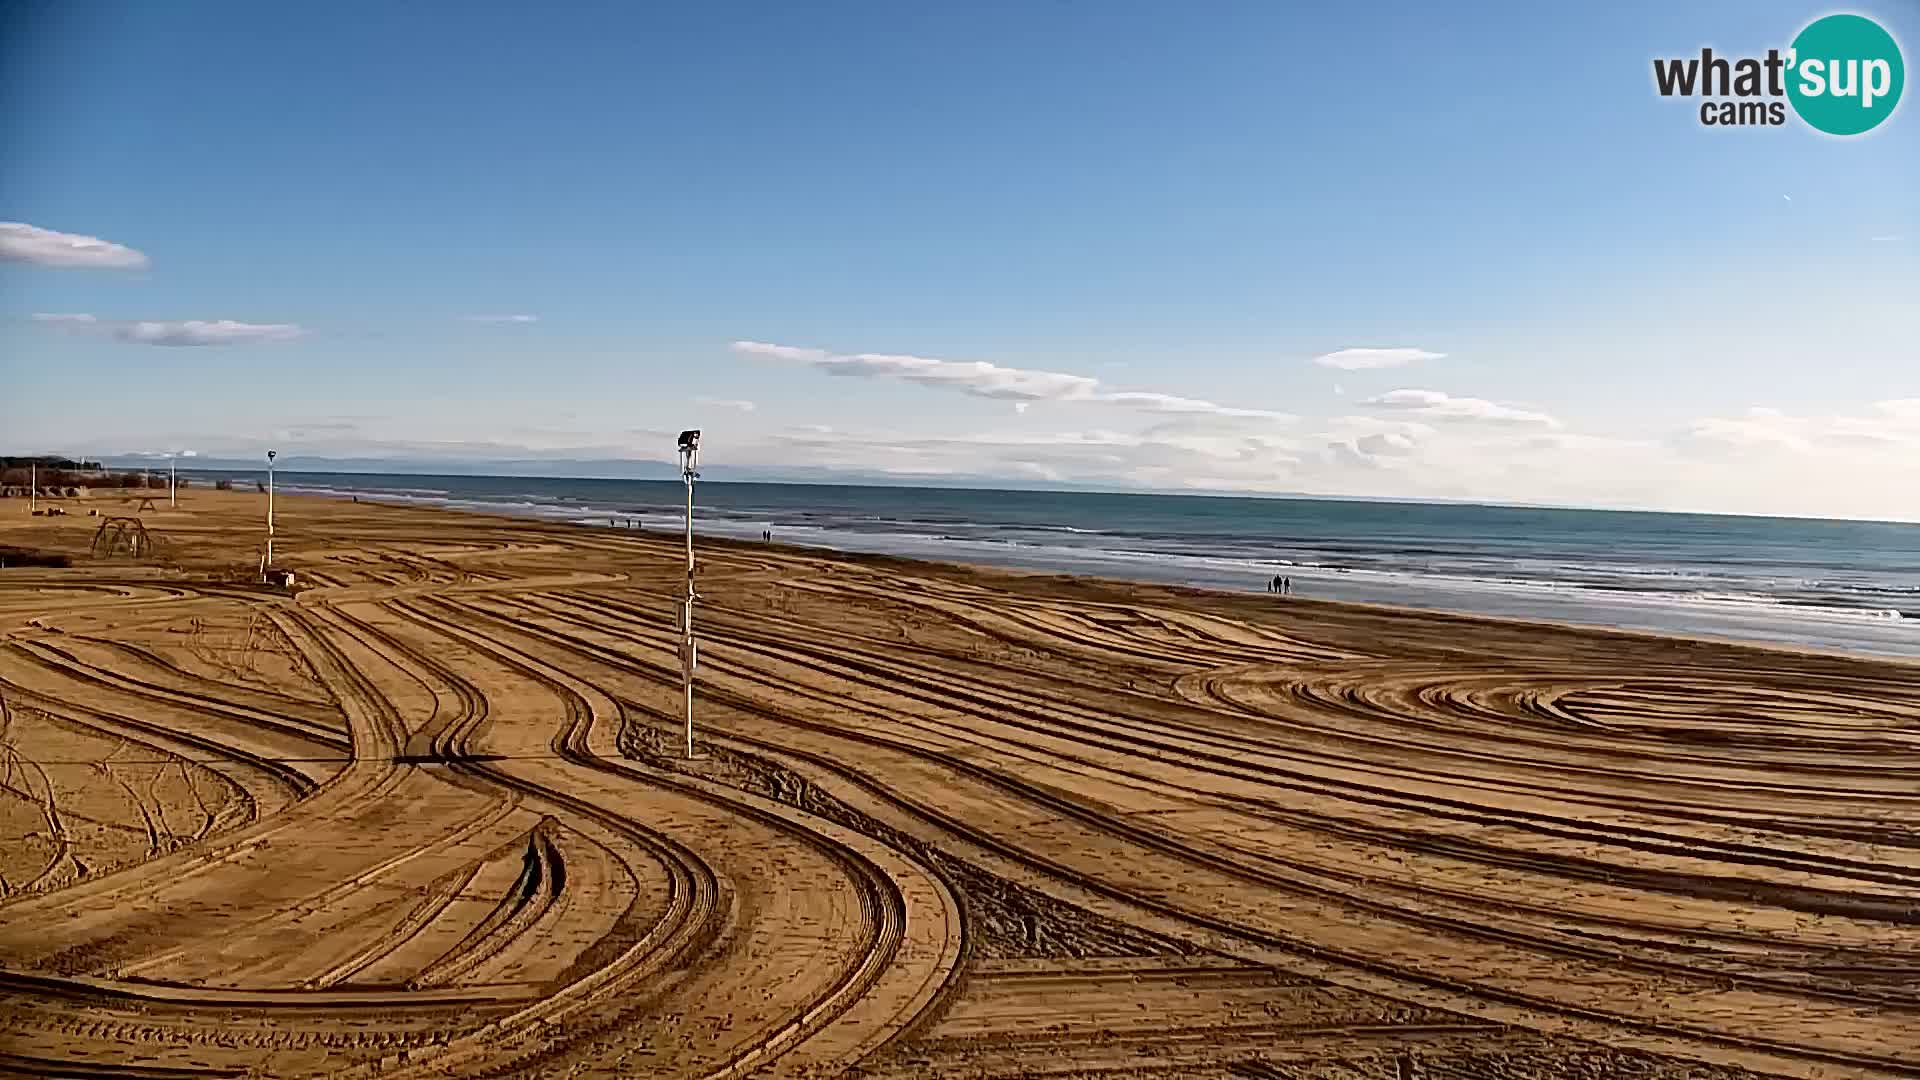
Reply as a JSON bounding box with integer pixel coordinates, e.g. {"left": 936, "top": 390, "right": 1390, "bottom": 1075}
{"left": 1787, "top": 14, "right": 1904, "bottom": 135}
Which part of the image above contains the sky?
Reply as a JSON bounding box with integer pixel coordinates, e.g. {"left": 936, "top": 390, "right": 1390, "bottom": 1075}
{"left": 2, "top": 1, "right": 1917, "bottom": 519}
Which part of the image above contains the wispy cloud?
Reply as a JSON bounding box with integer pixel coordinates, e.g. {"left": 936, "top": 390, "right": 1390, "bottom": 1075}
{"left": 1364, "top": 388, "right": 1558, "bottom": 427}
{"left": 1094, "top": 391, "right": 1287, "bottom": 419}
{"left": 285, "top": 419, "right": 368, "bottom": 437}
{"left": 0, "top": 222, "right": 150, "bottom": 270}
{"left": 118, "top": 320, "right": 304, "bottom": 346}
{"left": 33, "top": 313, "right": 305, "bottom": 347}
{"left": 1311, "top": 347, "right": 1445, "bottom": 370}
{"left": 1683, "top": 400, "right": 1920, "bottom": 455}
{"left": 463, "top": 314, "right": 539, "bottom": 324}
{"left": 694, "top": 396, "right": 757, "bottom": 412}
{"left": 1356, "top": 431, "right": 1417, "bottom": 456}
{"left": 735, "top": 341, "right": 1098, "bottom": 401}
{"left": 732, "top": 340, "right": 1290, "bottom": 421}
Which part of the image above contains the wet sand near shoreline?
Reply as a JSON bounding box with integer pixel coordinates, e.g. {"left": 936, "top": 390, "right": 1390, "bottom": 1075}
{"left": 2, "top": 489, "right": 1916, "bottom": 1079}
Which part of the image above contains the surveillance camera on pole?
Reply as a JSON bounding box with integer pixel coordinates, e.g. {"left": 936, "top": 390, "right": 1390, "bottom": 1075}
{"left": 677, "top": 429, "right": 701, "bottom": 759}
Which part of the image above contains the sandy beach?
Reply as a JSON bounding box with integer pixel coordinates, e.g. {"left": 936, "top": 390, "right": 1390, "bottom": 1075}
{"left": 1, "top": 487, "right": 1916, "bottom": 1080}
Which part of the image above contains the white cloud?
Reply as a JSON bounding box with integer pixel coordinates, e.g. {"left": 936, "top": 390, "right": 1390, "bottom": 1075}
{"left": 32, "top": 314, "right": 304, "bottom": 347}
{"left": 766, "top": 423, "right": 1324, "bottom": 492}
{"left": 116, "top": 320, "right": 305, "bottom": 347}
{"left": 1092, "top": 391, "right": 1286, "bottom": 419}
{"left": 1365, "top": 388, "right": 1559, "bottom": 427}
{"left": 1320, "top": 415, "right": 1434, "bottom": 440}
{"left": 1521, "top": 432, "right": 1655, "bottom": 453}
{"left": 733, "top": 341, "right": 830, "bottom": 363}
{"left": 1658, "top": 401, "right": 1920, "bottom": 519}
{"left": 464, "top": 314, "right": 539, "bottom": 324}
{"left": 1683, "top": 400, "right": 1920, "bottom": 455}
{"left": 1312, "top": 347, "right": 1445, "bottom": 370}
{"left": 694, "top": 396, "right": 757, "bottom": 412}
{"left": 732, "top": 340, "right": 1290, "bottom": 421}
{"left": 1355, "top": 431, "right": 1417, "bottom": 456}
{"left": 813, "top": 350, "right": 1098, "bottom": 401}
{"left": 0, "top": 222, "right": 150, "bottom": 270}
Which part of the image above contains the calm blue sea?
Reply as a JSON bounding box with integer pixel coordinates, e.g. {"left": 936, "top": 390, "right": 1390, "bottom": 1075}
{"left": 261, "top": 472, "right": 1920, "bottom": 659}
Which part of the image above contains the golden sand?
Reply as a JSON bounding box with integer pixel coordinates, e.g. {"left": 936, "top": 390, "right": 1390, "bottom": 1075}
{"left": 1, "top": 489, "right": 1916, "bottom": 1079}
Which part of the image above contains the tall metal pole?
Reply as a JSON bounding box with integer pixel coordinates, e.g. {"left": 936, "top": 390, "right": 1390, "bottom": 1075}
{"left": 266, "top": 449, "right": 277, "bottom": 570}
{"left": 169, "top": 456, "right": 177, "bottom": 508}
{"left": 28, "top": 462, "right": 35, "bottom": 515}
{"left": 683, "top": 471, "right": 694, "bottom": 757}
{"left": 676, "top": 430, "right": 701, "bottom": 759}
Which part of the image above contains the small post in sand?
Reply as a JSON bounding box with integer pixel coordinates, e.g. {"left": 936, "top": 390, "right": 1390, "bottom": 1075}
{"left": 677, "top": 429, "right": 703, "bottom": 759}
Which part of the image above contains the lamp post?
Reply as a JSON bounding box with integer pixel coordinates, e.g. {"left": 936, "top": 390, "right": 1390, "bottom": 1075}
{"left": 168, "top": 454, "right": 177, "bottom": 508}
{"left": 265, "top": 449, "right": 277, "bottom": 571}
{"left": 677, "top": 429, "right": 701, "bottom": 759}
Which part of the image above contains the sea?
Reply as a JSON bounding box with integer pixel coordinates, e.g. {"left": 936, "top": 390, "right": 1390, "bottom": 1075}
{"left": 262, "top": 472, "right": 1920, "bottom": 660}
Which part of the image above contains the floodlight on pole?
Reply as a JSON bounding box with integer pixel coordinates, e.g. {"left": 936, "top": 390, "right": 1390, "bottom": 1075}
{"left": 677, "top": 429, "right": 701, "bottom": 759}
{"left": 265, "top": 449, "right": 277, "bottom": 573}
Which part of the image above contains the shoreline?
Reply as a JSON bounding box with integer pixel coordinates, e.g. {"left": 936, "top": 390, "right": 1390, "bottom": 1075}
{"left": 8, "top": 484, "right": 1916, "bottom": 670}
{"left": 308, "top": 486, "right": 1920, "bottom": 670}
{"left": 246, "top": 474, "right": 1920, "bottom": 661}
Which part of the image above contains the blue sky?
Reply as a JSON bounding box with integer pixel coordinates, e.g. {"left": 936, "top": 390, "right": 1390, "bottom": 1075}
{"left": 3, "top": 1, "right": 1917, "bottom": 518}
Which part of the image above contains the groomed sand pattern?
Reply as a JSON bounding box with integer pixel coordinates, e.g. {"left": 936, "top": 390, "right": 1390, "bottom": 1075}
{"left": 0, "top": 492, "right": 1916, "bottom": 1079}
